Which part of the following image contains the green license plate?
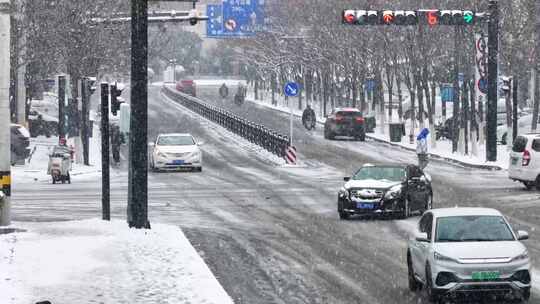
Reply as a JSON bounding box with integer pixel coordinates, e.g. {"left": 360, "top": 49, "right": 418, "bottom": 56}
{"left": 472, "top": 271, "right": 500, "bottom": 281}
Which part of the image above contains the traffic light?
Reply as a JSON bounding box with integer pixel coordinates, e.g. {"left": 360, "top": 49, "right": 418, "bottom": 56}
{"left": 110, "top": 83, "right": 124, "bottom": 116}
{"left": 366, "top": 10, "right": 379, "bottom": 25}
{"left": 394, "top": 10, "right": 417, "bottom": 25}
{"left": 86, "top": 77, "right": 97, "bottom": 96}
{"left": 342, "top": 10, "right": 358, "bottom": 24}
{"left": 438, "top": 10, "right": 452, "bottom": 25}
{"left": 342, "top": 9, "right": 484, "bottom": 26}
{"left": 382, "top": 10, "right": 394, "bottom": 25}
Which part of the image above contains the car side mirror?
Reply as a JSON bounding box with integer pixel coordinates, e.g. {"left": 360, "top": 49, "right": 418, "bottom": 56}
{"left": 344, "top": 177, "right": 351, "bottom": 182}
{"left": 148, "top": 142, "right": 155, "bottom": 147}
{"left": 415, "top": 232, "right": 429, "bottom": 242}
{"left": 517, "top": 230, "right": 529, "bottom": 241}
{"left": 198, "top": 141, "right": 205, "bottom": 146}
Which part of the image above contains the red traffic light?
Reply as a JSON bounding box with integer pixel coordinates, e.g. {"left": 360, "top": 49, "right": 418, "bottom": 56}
{"left": 343, "top": 10, "right": 356, "bottom": 24}
{"left": 382, "top": 11, "right": 394, "bottom": 24}
{"left": 427, "top": 11, "right": 438, "bottom": 25}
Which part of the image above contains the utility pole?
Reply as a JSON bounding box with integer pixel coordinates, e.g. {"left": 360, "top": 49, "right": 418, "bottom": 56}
{"left": 81, "top": 79, "right": 89, "bottom": 165}
{"left": 512, "top": 78, "right": 518, "bottom": 142}
{"left": 486, "top": 0, "right": 499, "bottom": 161}
{"left": 101, "top": 83, "right": 110, "bottom": 221}
{"left": 58, "top": 75, "right": 66, "bottom": 140}
{"left": 0, "top": 0, "right": 11, "bottom": 226}
{"left": 128, "top": 0, "right": 150, "bottom": 229}
{"left": 532, "top": 0, "right": 540, "bottom": 132}
{"left": 14, "top": 0, "right": 25, "bottom": 126}
{"left": 452, "top": 26, "right": 461, "bottom": 153}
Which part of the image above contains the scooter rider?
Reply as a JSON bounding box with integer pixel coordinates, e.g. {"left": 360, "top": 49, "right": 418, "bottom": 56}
{"left": 302, "top": 104, "right": 316, "bottom": 130}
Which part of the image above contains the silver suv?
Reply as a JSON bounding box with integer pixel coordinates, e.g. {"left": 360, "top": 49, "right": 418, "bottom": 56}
{"left": 407, "top": 208, "right": 531, "bottom": 303}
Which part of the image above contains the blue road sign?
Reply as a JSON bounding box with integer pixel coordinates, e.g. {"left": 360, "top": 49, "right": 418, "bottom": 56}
{"left": 207, "top": 0, "right": 265, "bottom": 38}
{"left": 284, "top": 82, "right": 299, "bottom": 97}
{"left": 207, "top": 5, "right": 224, "bottom": 38}
{"left": 441, "top": 84, "right": 454, "bottom": 103}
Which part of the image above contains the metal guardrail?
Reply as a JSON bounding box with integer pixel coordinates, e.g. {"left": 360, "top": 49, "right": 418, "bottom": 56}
{"left": 162, "top": 87, "right": 291, "bottom": 158}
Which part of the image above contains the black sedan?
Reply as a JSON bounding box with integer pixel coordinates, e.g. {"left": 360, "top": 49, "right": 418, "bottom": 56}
{"left": 337, "top": 164, "right": 433, "bottom": 220}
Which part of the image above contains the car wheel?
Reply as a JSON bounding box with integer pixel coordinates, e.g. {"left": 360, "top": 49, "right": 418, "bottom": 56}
{"left": 407, "top": 252, "right": 421, "bottom": 292}
{"left": 425, "top": 264, "right": 440, "bottom": 303}
{"left": 501, "top": 133, "right": 507, "bottom": 145}
{"left": 195, "top": 167, "right": 202, "bottom": 172}
{"left": 536, "top": 175, "right": 540, "bottom": 191}
{"left": 399, "top": 198, "right": 411, "bottom": 219}
{"left": 523, "top": 182, "right": 534, "bottom": 190}
{"left": 355, "top": 132, "right": 366, "bottom": 142}
{"left": 521, "top": 287, "right": 530, "bottom": 302}
{"left": 339, "top": 211, "right": 350, "bottom": 220}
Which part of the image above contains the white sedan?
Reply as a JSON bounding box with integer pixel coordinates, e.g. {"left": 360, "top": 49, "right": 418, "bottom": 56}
{"left": 150, "top": 133, "right": 203, "bottom": 172}
{"left": 407, "top": 207, "right": 531, "bottom": 303}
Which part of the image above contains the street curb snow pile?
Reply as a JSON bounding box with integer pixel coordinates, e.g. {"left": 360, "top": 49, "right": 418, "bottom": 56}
{"left": 0, "top": 219, "right": 234, "bottom": 304}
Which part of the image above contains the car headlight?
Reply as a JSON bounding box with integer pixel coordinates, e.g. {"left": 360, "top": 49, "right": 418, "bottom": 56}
{"left": 384, "top": 185, "right": 402, "bottom": 200}
{"left": 434, "top": 252, "right": 458, "bottom": 263}
{"left": 338, "top": 187, "right": 349, "bottom": 198}
{"left": 511, "top": 250, "right": 529, "bottom": 262}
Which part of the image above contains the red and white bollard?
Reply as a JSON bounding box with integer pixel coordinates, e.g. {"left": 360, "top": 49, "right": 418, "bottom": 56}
{"left": 285, "top": 146, "right": 297, "bottom": 165}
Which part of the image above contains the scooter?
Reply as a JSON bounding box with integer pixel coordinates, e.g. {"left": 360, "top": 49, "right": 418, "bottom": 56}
{"left": 303, "top": 115, "right": 316, "bottom": 131}
{"left": 47, "top": 146, "right": 72, "bottom": 184}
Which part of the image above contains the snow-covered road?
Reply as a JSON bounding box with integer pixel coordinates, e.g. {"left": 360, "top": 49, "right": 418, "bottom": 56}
{"left": 8, "top": 85, "right": 540, "bottom": 304}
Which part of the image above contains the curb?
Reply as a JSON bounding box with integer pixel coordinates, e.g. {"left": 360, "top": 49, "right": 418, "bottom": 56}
{"left": 246, "top": 98, "right": 503, "bottom": 171}
{"left": 365, "top": 136, "right": 503, "bottom": 171}
{"left": 0, "top": 227, "right": 27, "bottom": 235}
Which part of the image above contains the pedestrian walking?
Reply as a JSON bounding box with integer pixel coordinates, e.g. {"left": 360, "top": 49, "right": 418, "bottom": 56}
{"left": 416, "top": 128, "right": 429, "bottom": 170}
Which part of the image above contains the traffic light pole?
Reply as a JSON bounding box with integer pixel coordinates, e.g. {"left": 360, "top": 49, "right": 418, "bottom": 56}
{"left": 82, "top": 79, "right": 90, "bottom": 165}
{"left": 486, "top": 0, "right": 499, "bottom": 161}
{"left": 0, "top": 1, "right": 11, "bottom": 226}
{"left": 128, "top": 0, "right": 150, "bottom": 229}
{"left": 101, "top": 83, "right": 110, "bottom": 221}
{"left": 452, "top": 26, "right": 460, "bottom": 153}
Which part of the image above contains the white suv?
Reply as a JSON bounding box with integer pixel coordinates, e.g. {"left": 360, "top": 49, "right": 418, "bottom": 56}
{"left": 407, "top": 208, "right": 531, "bottom": 303}
{"left": 509, "top": 133, "right": 540, "bottom": 190}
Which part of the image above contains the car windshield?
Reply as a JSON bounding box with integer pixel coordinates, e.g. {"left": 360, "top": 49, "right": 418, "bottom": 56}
{"left": 157, "top": 135, "right": 195, "bottom": 146}
{"left": 435, "top": 216, "right": 515, "bottom": 242}
{"left": 352, "top": 167, "right": 406, "bottom": 182}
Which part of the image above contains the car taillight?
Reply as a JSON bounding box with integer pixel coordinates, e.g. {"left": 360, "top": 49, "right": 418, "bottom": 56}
{"left": 355, "top": 117, "right": 364, "bottom": 123}
{"left": 335, "top": 115, "right": 344, "bottom": 122}
{"left": 522, "top": 150, "right": 531, "bottom": 166}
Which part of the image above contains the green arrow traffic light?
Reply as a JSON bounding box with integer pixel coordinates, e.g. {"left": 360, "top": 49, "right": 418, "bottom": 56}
{"left": 463, "top": 11, "right": 474, "bottom": 24}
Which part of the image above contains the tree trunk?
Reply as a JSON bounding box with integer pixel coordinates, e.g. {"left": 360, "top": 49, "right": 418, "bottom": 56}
{"left": 396, "top": 75, "right": 403, "bottom": 122}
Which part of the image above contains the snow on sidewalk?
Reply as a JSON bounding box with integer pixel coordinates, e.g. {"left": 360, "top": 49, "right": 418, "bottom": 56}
{"left": 246, "top": 90, "right": 509, "bottom": 170}
{"left": 12, "top": 126, "right": 103, "bottom": 184}
{"left": 0, "top": 219, "right": 234, "bottom": 304}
